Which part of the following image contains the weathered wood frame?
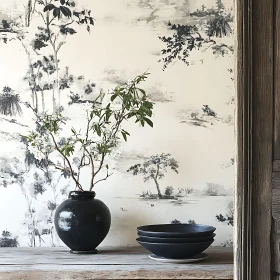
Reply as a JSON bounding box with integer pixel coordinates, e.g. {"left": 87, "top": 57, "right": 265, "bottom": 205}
{"left": 272, "top": 1, "right": 280, "bottom": 280}
{"left": 235, "top": 0, "right": 274, "bottom": 279}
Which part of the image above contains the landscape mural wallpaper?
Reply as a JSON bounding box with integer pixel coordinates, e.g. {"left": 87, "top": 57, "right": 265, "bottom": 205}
{"left": 0, "top": 0, "right": 234, "bottom": 247}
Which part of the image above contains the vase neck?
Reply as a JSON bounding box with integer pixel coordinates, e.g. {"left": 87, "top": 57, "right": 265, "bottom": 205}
{"left": 69, "top": 191, "right": 96, "bottom": 199}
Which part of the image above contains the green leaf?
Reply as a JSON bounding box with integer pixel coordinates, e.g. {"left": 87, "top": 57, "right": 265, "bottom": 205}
{"left": 96, "top": 109, "right": 101, "bottom": 117}
{"left": 138, "top": 88, "right": 146, "bottom": 95}
{"left": 127, "top": 112, "right": 136, "bottom": 119}
{"left": 144, "top": 101, "right": 153, "bottom": 108}
{"left": 105, "top": 110, "right": 111, "bottom": 122}
{"left": 61, "top": 144, "right": 75, "bottom": 157}
{"left": 122, "top": 129, "right": 130, "bottom": 136}
{"left": 121, "top": 131, "right": 127, "bottom": 141}
{"left": 144, "top": 118, "right": 153, "bottom": 127}
{"left": 90, "top": 111, "right": 94, "bottom": 119}
{"left": 111, "top": 94, "right": 117, "bottom": 102}
{"left": 97, "top": 143, "right": 103, "bottom": 153}
{"left": 95, "top": 124, "right": 101, "bottom": 136}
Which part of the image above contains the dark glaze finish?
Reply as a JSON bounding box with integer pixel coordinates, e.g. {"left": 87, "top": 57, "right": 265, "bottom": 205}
{"left": 54, "top": 191, "right": 111, "bottom": 253}
{"left": 137, "top": 224, "right": 216, "bottom": 237}
{"left": 137, "top": 239, "right": 214, "bottom": 259}
{"left": 137, "top": 233, "right": 216, "bottom": 243}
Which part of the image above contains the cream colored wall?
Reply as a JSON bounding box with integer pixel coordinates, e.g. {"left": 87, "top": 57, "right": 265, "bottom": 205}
{"left": 0, "top": 0, "right": 234, "bottom": 247}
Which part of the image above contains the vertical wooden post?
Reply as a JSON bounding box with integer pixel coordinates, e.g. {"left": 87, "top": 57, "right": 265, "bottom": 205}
{"left": 273, "top": 0, "right": 280, "bottom": 160}
{"left": 235, "top": 0, "right": 251, "bottom": 278}
{"left": 235, "top": 0, "right": 274, "bottom": 279}
{"left": 272, "top": 1, "right": 280, "bottom": 278}
{"left": 252, "top": 0, "right": 274, "bottom": 277}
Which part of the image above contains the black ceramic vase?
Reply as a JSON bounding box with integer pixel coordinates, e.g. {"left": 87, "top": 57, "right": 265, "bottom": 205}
{"left": 54, "top": 191, "right": 111, "bottom": 253}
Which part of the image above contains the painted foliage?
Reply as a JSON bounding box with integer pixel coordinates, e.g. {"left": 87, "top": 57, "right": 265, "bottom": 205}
{"left": 0, "top": 0, "right": 234, "bottom": 247}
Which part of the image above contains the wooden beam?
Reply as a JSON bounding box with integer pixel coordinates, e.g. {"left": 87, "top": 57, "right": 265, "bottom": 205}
{"left": 234, "top": 0, "right": 250, "bottom": 278}
{"left": 251, "top": 0, "right": 273, "bottom": 277}
{"left": 272, "top": 0, "right": 280, "bottom": 278}
{"left": 274, "top": 0, "right": 280, "bottom": 160}
{"left": 235, "top": 0, "right": 274, "bottom": 279}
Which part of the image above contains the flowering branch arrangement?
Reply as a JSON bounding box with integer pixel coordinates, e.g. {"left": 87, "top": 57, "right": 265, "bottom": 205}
{"left": 23, "top": 72, "right": 154, "bottom": 191}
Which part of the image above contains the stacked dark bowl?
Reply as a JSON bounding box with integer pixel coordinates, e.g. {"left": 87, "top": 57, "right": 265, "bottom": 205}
{"left": 136, "top": 224, "right": 216, "bottom": 259}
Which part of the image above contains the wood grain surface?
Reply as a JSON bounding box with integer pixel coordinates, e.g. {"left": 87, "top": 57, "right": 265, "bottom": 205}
{"left": 0, "top": 246, "right": 233, "bottom": 279}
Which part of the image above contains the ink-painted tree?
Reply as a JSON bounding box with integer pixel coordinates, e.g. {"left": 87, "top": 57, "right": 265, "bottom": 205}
{"left": 127, "top": 153, "right": 179, "bottom": 198}
{"left": 216, "top": 201, "right": 233, "bottom": 247}
{"left": 32, "top": 0, "right": 95, "bottom": 110}
{"left": 203, "top": 183, "right": 227, "bottom": 196}
{"left": 171, "top": 219, "right": 196, "bottom": 224}
{"left": 0, "top": 135, "right": 71, "bottom": 247}
{"left": 23, "top": 56, "right": 56, "bottom": 114}
{"left": 0, "top": 0, "right": 95, "bottom": 115}
{"left": 24, "top": 56, "right": 93, "bottom": 114}
{"left": 0, "top": 87, "right": 22, "bottom": 117}
{"left": 216, "top": 201, "right": 233, "bottom": 226}
{"left": 159, "top": 0, "right": 233, "bottom": 70}
{"left": 21, "top": 136, "right": 71, "bottom": 247}
{"left": 20, "top": 171, "right": 70, "bottom": 247}
{"left": 0, "top": 231, "right": 19, "bottom": 247}
{"left": 0, "top": 1, "right": 111, "bottom": 246}
{"left": 25, "top": 0, "right": 39, "bottom": 27}
{"left": 171, "top": 219, "right": 181, "bottom": 224}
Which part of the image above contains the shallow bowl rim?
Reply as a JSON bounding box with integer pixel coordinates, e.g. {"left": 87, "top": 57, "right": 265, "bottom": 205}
{"left": 137, "top": 223, "right": 216, "bottom": 232}
{"left": 136, "top": 238, "right": 214, "bottom": 245}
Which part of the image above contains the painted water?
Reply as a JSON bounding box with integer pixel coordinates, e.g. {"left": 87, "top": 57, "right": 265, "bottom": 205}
{"left": 0, "top": 0, "right": 234, "bottom": 247}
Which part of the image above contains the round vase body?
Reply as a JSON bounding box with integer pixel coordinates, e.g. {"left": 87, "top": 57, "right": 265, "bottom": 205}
{"left": 54, "top": 191, "right": 111, "bottom": 253}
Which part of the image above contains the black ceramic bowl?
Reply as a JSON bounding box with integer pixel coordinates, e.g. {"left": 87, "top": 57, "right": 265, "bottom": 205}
{"left": 137, "top": 233, "right": 216, "bottom": 243}
{"left": 137, "top": 238, "right": 214, "bottom": 259}
{"left": 137, "top": 224, "right": 216, "bottom": 238}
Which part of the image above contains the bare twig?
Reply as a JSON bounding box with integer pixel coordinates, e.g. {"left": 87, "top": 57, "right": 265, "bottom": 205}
{"left": 92, "top": 152, "right": 104, "bottom": 180}
{"left": 88, "top": 151, "right": 95, "bottom": 191}
{"left": 49, "top": 132, "right": 83, "bottom": 190}
{"left": 77, "top": 154, "right": 90, "bottom": 182}
{"left": 0, "top": 117, "right": 28, "bottom": 128}
{"left": 93, "top": 171, "right": 113, "bottom": 187}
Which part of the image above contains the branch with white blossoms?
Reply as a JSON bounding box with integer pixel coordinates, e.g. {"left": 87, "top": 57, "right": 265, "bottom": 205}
{"left": 23, "top": 72, "right": 154, "bottom": 191}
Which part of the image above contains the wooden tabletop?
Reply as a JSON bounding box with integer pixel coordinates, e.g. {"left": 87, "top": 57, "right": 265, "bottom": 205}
{"left": 0, "top": 246, "right": 233, "bottom": 279}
